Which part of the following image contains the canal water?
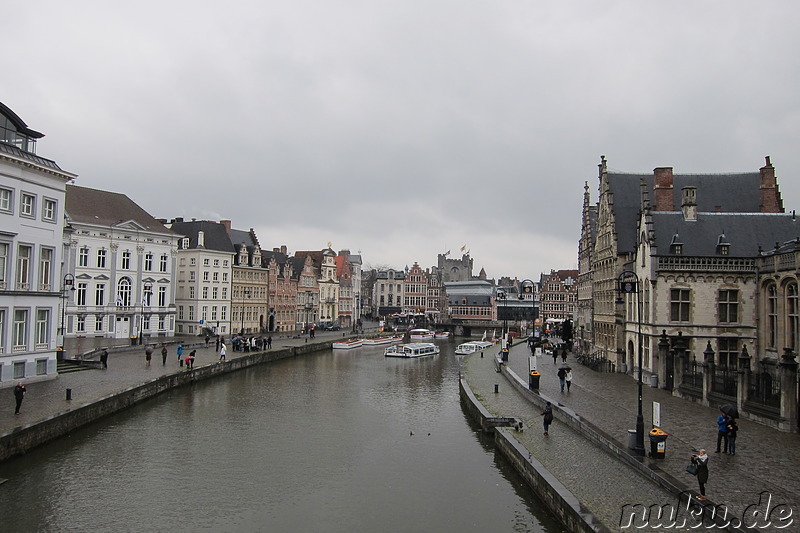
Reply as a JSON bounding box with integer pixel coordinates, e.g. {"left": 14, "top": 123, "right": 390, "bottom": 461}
{"left": 0, "top": 342, "right": 562, "bottom": 532}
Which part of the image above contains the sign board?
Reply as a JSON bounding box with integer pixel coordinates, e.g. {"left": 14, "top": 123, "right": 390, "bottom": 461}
{"left": 652, "top": 401, "right": 661, "bottom": 428}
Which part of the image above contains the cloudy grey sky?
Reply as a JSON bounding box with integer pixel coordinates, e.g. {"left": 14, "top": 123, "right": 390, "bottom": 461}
{"left": 4, "top": 1, "right": 799, "bottom": 279}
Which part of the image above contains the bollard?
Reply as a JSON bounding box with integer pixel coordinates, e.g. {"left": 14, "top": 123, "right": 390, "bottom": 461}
{"left": 494, "top": 384, "right": 499, "bottom": 393}
{"left": 66, "top": 388, "right": 72, "bottom": 401}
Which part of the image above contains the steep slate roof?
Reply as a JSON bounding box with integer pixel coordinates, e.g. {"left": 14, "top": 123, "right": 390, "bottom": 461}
{"left": 607, "top": 172, "right": 763, "bottom": 254}
{"left": 652, "top": 212, "right": 800, "bottom": 257}
{"left": 66, "top": 185, "right": 177, "bottom": 235}
{"left": 289, "top": 256, "right": 307, "bottom": 280}
{"left": 229, "top": 228, "right": 256, "bottom": 250}
{"left": 294, "top": 250, "right": 324, "bottom": 267}
{"left": 168, "top": 220, "right": 234, "bottom": 252}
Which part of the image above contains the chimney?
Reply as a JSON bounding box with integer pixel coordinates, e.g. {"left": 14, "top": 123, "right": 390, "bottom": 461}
{"left": 220, "top": 219, "right": 232, "bottom": 235}
{"left": 281, "top": 245, "right": 287, "bottom": 255}
{"left": 653, "top": 167, "right": 674, "bottom": 211}
{"left": 197, "top": 231, "right": 205, "bottom": 248}
{"left": 273, "top": 247, "right": 280, "bottom": 253}
{"left": 681, "top": 186, "right": 697, "bottom": 221}
{"left": 759, "top": 156, "right": 783, "bottom": 213}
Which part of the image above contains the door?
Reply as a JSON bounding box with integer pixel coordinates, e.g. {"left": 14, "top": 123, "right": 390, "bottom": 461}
{"left": 116, "top": 317, "right": 130, "bottom": 339}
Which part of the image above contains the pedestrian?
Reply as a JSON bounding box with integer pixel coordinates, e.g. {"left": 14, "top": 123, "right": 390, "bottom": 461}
{"left": 541, "top": 401, "right": 554, "bottom": 435}
{"left": 145, "top": 345, "right": 153, "bottom": 367}
{"left": 715, "top": 414, "right": 729, "bottom": 453}
{"left": 565, "top": 369, "right": 573, "bottom": 392}
{"left": 187, "top": 349, "right": 196, "bottom": 369}
{"left": 691, "top": 449, "right": 709, "bottom": 501}
{"left": 219, "top": 342, "right": 227, "bottom": 362}
{"left": 205, "top": 335, "right": 210, "bottom": 347}
{"left": 561, "top": 348, "right": 567, "bottom": 364}
{"left": 176, "top": 344, "right": 183, "bottom": 364}
{"left": 215, "top": 337, "right": 220, "bottom": 352}
{"left": 100, "top": 349, "right": 109, "bottom": 369}
{"left": 726, "top": 418, "right": 738, "bottom": 455}
{"left": 161, "top": 344, "right": 168, "bottom": 365}
{"left": 267, "top": 335, "right": 272, "bottom": 349}
{"left": 13, "top": 382, "right": 26, "bottom": 415}
{"left": 551, "top": 349, "right": 557, "bottom": 365}
{"left": 557, "top": 367, "right": 567, "bottom": 392}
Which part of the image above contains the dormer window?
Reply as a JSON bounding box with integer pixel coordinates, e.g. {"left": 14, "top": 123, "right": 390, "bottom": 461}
{"left": 716, "top": 234, "right": 731, "bottom": 256}
{"left": 670, "top": 233, "right": 683, "bottom": 255}
{"left": 181, "top": 238, "right": 189, "bottom": 249}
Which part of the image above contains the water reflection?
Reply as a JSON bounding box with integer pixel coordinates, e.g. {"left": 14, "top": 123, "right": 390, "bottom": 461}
{"left": 0, "top": 342, "right": 561, "bottom": 532}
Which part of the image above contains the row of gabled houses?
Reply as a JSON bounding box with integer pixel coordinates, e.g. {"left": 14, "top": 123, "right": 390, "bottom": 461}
{"left": 577, "top": 155, "right": 799, "bottom": 431}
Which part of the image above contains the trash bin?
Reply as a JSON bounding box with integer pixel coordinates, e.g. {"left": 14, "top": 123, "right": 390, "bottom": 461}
{"left": 649, "top": 428, "right": 668, "bottom": 459}
{"left": 649, "top": 374, "right": 659, "bottom": 388}
{"left": 501, "top": 348, "right": 509, "bottom": 362}
{"left": 56, "top": 347, "right": 65, "bottom": 362}
{"left": 130, "top": 336, "right": 138, "bottom": 346}
{"left": 529, "top": 371, "right": 541, "bottom": 390}
{"left": 627, "top": 429, "right": 637, "bottom": 450}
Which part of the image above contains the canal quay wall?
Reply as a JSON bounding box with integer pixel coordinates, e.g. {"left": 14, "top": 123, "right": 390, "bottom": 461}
{"left": 459, "top": 376, "right": 611, "bottom": 533}
{"left": 0, "top": 340, "right": 333, "bottom": 463}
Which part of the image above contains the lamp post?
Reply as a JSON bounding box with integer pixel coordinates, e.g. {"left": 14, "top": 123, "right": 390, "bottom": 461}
{"left": 59, "top": 273, "right": 75, "bottom": 355}
{"left": 497, "top": 289, "right": 507, "bottom": 338}
{"left": 616, "top": 270, "right": 645, "bottom": 456}
{"left": 241, "top": 288, "right": 251, "bottom": 335}
{"left": 140, "top": 285, "right": 152, "bottom": 346}
{"left": 519, "top": 279, "right": 534, "bottom": 335}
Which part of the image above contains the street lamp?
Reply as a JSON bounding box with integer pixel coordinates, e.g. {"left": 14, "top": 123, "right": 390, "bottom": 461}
{"left": 519, "top": 279, "right": 534, "bottom": 335}
{"left": 140, "top": 285, "right": 152, "bottom": 345}
{"left": 497, "top": 289, "right": 508, "bottom": 337}
{"left": 616, "top": 270, "right": 645, "bottom": 456}
{"left": 241, "top": 288, "right": 251, "bottom": 335}
{"left": 59, "top": 273, "right": 75, "bottom": 352}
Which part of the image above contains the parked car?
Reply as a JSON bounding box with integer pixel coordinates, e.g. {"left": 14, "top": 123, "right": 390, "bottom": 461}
{"left": 317, "top": 321, "right": 341, "bottom": 331}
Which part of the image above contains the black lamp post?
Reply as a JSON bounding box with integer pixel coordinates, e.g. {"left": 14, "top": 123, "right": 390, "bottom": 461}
{"left": 241, "top": 288, "right": 251, "bottom": 335}
{"left": 519, "top": 279, "right": 534, "bottom": 335}
{"left": 497, "top": 289, "right": 507, "bottom": 338}
{"left": 616, "top": 270, "right": 645, "bottom": 456}
{"left": 59, "top": 273, "right": 75, "bottom": 349}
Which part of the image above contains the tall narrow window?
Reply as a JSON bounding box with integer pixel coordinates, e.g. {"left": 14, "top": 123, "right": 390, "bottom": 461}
{"left": 0, "top": 188, "right": 11, "bottom": 212}
{"left": 95, "top": 315, "right": 104, "bottom": 332}
{"left": 144, "top": 253, "right": 153, "bottom": 271}
{"left": 121, "top": 250, "right": 131, "bottom": 270}
{"left": 718, "top": 290, "right": 739, "bottom": 323}
{"left": 158, "top": 286, "right": 166, "bottom": 307}
{"left": 95, "top": 283, "right": 105, "bottom": 306}
{"left": 35, "top": 309, "right": 49, "bottom": 345}
{"left": 20, "top": 193, "right": 35, "bottom": 217}
{"left": 0, "top": 309, "right": 4, "bottom": 349}
{"left": 767, "top": 284, "right": 778, "bottom": 349}
{"left": 670, "top": 288, "right": 690, "bottom": 322}
{"left": 13, "top": 309, "right": 28, "bottom": 348}
{"left": 160, "top": 254, "right": 168, "bottom": 272}
{"left": 0, "top": 242, "right": 7, "bottom": 289}
{"left": 39, "top": 248, "right": 53, "bottom": 290}
{"left": 117, "top": 278, "right": 132, "bottom": 307}
{"left": 42, "top": 198, "right": 57, "bottom": 221}
{"left": 97, "top": 249, "right": 107, "bottom": 268}
{"left": 16, "top": 245, "right": 32, "bottom": 290}
{"left": 79, "top": 246, "right": 89, "bottom": 267}
{"left": 718, "top": 338, "right": 738, "bottom": 368}
{"left": 788, "top": 283, "right": 799, "bottom": 351}
{"left": 76, "top": 282, "right": 87, "bottom": 306}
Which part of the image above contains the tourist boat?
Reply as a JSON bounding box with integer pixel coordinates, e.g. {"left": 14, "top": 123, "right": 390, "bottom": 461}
{"left": 454, "top": 341, "right": 495, "bottom": 355}
{"left": 433, "top": 331, "right": 450, "bottom": 339}
{"left": 332, "top": 339, "right": 364, "bottom": 350}
{"left": 384, "top": 342, "right": 440, "bottom": 358}
{"left": 362, "top": 336, "right": 403, "bottom": 346}
{"left": 408, "top": 328, "right": 435, "bottom": 341}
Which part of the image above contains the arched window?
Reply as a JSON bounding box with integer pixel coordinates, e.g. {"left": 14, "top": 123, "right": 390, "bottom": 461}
{"left": 117, "top": 277, "right": 132, "bottom": 307}
{"left": 767, "top": 283, "right": 778, "bottom": 349}
{"left": 787, "top": 282, "right": 799, "bottom": 351}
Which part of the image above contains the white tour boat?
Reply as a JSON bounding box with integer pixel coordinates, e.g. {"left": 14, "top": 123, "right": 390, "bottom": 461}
{"left": 384, "top": 342, "right": 440, "bottom": 358}
{"left": 332, "top": 339, "right": 364, "bottom": 350}
{"left": 454, "top": 341, "right": 495, "bottom": 355}
{"left": 408, "top": 329, "right": 435, "bottom": 341}
{"left": 362, "top": 336, "right": 403, "bottom": 346}
{"left": 433, "top": 331, "right": 451, "bottom": 339}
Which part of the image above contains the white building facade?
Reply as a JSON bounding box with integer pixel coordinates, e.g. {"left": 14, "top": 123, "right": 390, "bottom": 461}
{"left": 1, "top": 102, "right": 75, "bottom": 387}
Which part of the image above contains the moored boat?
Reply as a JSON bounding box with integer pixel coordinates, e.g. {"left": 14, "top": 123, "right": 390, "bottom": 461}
{"left": 362, "top": 336, "right": 403, "bottom": 346}
{"left": 408, "top": 328, "right": 435, "bottom": 341}
{"left": 433, "top": 331, "right": 450, "bottom": 339}
{"left": 384, "top": 342, "right": 440, "bottom": 358}
{"left": 454, "top": 341, "right": 494, "bottom": 355}
{"left": 332, "top": 339, "right": 364, "bottom": 350}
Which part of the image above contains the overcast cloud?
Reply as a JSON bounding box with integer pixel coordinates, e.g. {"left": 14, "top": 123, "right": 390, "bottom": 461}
{"left": 4, "top": 1, "right": 799, "bottom": 279}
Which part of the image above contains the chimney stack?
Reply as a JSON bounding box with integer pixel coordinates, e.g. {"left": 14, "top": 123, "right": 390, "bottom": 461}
{"left": 759, "top": 156, "right": 783, "bottom": 213}
{"left": 220, "top": 219, "right": 232, "bottom": 234}
{"left": 681, "top": 186, "right": 697, "bottom": 221}
{"left": 653, "top": 167, "right": 674, "bottom": 211}
{"left": 197, "top": 231, "right": 205, "bottom": 248}
{"left": 280, "top": 245, "right": 287, "bottom": 255}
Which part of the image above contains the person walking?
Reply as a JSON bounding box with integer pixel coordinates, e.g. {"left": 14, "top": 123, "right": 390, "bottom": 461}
{"left": 565, "top": 369, "right": 573, "bottom": 392}
{"left": 176, "top": 344, "right": 183, "bottom": 364}
{"left": 145, "top": 345, "right": 153, "bottom": 367}
{"left": 715, "top": 414, "right": 729, "bottom": 453}
{"left": 561, "top": 348, "right": 567, "bottom": 364}
{"left": 267, "top": 335, "right": 272, "bottom": 349}
{"left": 13, "top": 382, "right": 26, "bottom": 415}
{"left": 541, "top": 402, "right": 554, "bottom": 435}
{"left": 215, "top": 337, "right": 220, "bottom": 352}
{"left": 100, "top": 349, "right": 109, "bottom": 369}
{"left": 726, "top": 418, "right": 738, "bottom": 455}
{"left": 219, "top": 342, "right": 227, "bottom": 362}
{"left": 205, "top": 335, "right": 210, "bottom": 347}
{"left": 161, "top": 344, "right": 168, "bottom": 366}
{"left": 691, "top": 449, "right": 710, "bottom": 500}
{"left": 557, "top": 367, "right": 567, "bottom": 392}
{"left": 551, "top": 349, "right": 557, "bottom": 365}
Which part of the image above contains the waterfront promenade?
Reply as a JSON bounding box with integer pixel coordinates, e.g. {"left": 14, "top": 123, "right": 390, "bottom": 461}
{"left": 464, "top": 341, "right": 799, "bottom": 531}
